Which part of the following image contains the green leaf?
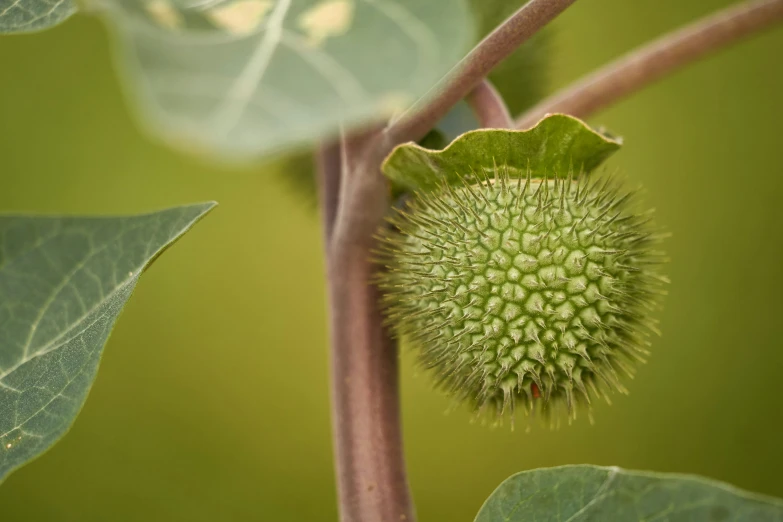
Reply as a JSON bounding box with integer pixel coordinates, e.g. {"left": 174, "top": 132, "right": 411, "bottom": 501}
{"left": 0, "top": 0, "right": 76, "bottom": 34}
{"left": 475, "top": 465, "right": 783, "bottom": 522}
{"left": 96, "top": 0, "right": 473, "bottom": 160}
{"left": 382, "top": 114, "right": 622, "bottom": 195}
{"left": 0, "top": 203, "right": 215, "bottom": 481}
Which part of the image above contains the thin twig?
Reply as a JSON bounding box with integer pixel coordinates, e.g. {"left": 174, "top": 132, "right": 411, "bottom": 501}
{"left": 516, "top": 0, "right": 783, "bottom": 128}
{"left": 466, "top": 79, "right": 513, "bottom": 129}
{"left": 315, "top": 142, "right": 341, "bottom": 246}
{"left": 382, "top": 0, "right": 577, "bottom": 149}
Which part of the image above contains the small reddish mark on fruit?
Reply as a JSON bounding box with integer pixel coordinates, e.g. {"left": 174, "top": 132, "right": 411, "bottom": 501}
{"left": 531, "top": 383, "right": 541, "bottom": 398}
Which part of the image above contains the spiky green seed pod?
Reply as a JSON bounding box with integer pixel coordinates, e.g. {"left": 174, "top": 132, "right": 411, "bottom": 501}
{"left": 376, "top": 171, "right": 666, "bottom": 424}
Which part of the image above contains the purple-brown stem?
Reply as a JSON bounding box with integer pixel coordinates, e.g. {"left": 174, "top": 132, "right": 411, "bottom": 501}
{"left": 466, "top": 79, "right": 513, "bottom": 129}
{"left": 326, "top": 237, "right": 413, "bottom": 522}
{"left": 382, "top": 0, "right": 578, "bottom": 151}
{"left": 316, "top": 142, "right": 341, "bottom": 246}
{"left": 516, "top": 0, "right": 783, "bottom": 128}
{"left": 322, "top": 129, "right": 415, "bottom": 522}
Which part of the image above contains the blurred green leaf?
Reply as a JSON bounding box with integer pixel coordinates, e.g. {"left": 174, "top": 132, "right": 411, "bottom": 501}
{"left": 382, "top": 114, "right": 621, "bottom": 194}
{"left": 0, "top": 0, "right": 76, "bottom": 33}
{"left": 0, "top": 203, "right": 215, "bottom": 482}
{"left": 97, "top": 0, "right": 473, "bottom": 160}
{"left": 276, "top": 151, "right": 317, "bottom": 207}
{"left": 476, "top": 465, "right": 783, "bottom": 521}
{"left": 433, "top": 99, "right": 478, "bottom": 144}
{"left": 469, "top": 0, "right": 548, "bottom": 115}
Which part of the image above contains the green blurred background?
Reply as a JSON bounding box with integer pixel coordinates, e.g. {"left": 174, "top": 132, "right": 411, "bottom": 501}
{"left": 2, "top": 0, "right": 782, "bottom": 520}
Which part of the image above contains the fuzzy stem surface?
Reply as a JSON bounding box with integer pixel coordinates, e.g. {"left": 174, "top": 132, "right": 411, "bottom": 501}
{"left": 516, "top": 0, "right": 783, "bottom": 128}
{"left": 322, "top": 131, "right": 415, "bottom": 522}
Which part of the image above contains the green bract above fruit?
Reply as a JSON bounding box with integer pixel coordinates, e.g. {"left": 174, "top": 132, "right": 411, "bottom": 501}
{"left": 376, "top": 116, "right": 667, "bottom": 425}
